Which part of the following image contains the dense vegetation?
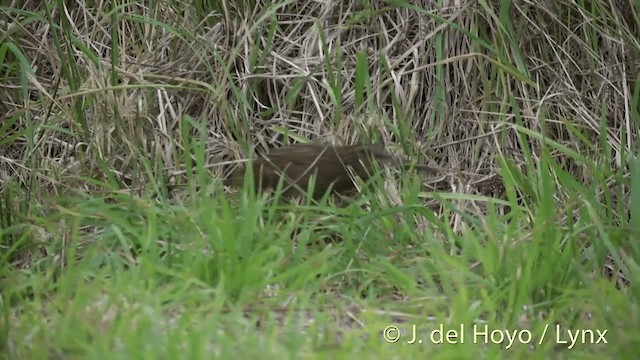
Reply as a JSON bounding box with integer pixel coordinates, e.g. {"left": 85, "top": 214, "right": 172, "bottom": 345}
{"left": 1, "top": 1, "right": 638, "bottom": 358}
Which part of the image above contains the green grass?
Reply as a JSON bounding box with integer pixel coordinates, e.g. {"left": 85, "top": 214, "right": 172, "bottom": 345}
{"left": 1, "top": 0, "right": 639, "bottom": 358}
{"left": 2, "top": 161, "right": 637, "bottom": 358}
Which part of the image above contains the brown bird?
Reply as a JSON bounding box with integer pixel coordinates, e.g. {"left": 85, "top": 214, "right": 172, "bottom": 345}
{"left": 224, "top": 143, "right": 403, "bottom": 199}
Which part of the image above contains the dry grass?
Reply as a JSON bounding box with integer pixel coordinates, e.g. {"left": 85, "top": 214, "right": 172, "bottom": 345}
{"left": 1, "top": 1, "right": 635, "bottom": 193}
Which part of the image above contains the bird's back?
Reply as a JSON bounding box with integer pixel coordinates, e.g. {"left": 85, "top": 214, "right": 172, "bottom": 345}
{"left": 225, "top": 143, "right": 394, "bottom": 198}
